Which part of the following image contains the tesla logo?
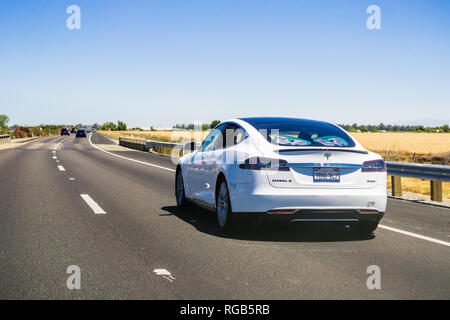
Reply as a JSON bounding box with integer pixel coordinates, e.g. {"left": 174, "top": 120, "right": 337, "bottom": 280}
{"left": 366, "top": 265, "right": 381, "bottom": 290}
{"left": 324, "top": 152, "right": 331, "bottom": 161}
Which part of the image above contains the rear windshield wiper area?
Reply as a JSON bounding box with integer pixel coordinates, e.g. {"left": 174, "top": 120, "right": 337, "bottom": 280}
{"left": 276, "top": 148, "right": 369, "bottom": 154}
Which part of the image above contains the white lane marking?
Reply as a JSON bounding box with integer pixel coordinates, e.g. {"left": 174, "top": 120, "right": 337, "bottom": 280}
{"left": 153, "top": 269, "right": 175, "bottom": 282}
{"left": 69, "top": 177, "right": 76, "bottom": 181}
{"left": 80, "top": 194, "right": 106, "bottom": 214}
{"left": 379, "top": 224, "right": 450, "bottom": 247}
{"left": 56, "top": 160, "right": 60, "bottom": 163}
{"left": 88, "top": 133, "right": 175, "bottom": 172}
{"left": 57, "top": 165, "right": 66, "bottom": 171}
{"left": 52, "top": 151, "right": 56, "bottom": 154}
{"left": 53, "top": 156, "right": 57, "bottom": 159}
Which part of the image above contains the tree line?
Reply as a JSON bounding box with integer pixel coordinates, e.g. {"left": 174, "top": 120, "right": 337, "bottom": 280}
{"left": 0, "top": 114, "right": 70, "bottom": 138}
{"left": 98, "top": 121, "right": 127, "bottom": 131}
{"left": 2, "top": 114, "right": 448, "bottom": 135}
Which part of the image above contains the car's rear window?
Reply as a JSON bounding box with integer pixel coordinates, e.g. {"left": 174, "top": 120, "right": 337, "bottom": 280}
{"left": 241, "top": 117, "right": 355, "bottom": 148}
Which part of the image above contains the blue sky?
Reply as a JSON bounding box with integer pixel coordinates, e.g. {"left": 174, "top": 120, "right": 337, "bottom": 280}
{"left": 0, "top": 0, "right": 449, "bottom": 127}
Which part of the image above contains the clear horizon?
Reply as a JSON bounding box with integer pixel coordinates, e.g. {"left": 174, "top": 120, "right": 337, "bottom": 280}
{"left": 1, "top": 0, "right": 449, "bottom": 128}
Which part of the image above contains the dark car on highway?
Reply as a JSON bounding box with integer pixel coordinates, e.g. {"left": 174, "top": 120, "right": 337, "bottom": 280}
{"left": 61, "top": 128, "right": 70, "bottom": 136}
{"left": 76, "top": 129, "right": 87, "bottom": 138}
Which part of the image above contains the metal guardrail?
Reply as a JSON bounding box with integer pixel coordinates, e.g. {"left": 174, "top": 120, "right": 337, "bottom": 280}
{"left": 118, "top": 136, "right": 449, "bottom": 202}
{"left": 119, "top": 137, "right": 148, "bottom": 151}
{"left": 386, "top": 161, "right": 450, "bottom": 182}
{"left": 386, "top": 161, "right": 449, "bottom": 202}
{"left": 119, "top": 137, "right": 183, "bottom": 152}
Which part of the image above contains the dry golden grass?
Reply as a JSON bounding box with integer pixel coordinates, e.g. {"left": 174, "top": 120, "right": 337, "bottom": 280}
{"left": 101, "top": 130, "right": 450, "bottom": 200}
{"left": 350, "top": 132, "right": 450, "bottom": 154}
{"left": 104, "top": 131, "right": 450, "bottom": 151}
{"left": 349, "top": 132, "right": 450, "bottom": 164}
{"left": 100, "top": 130, "right": 209, "bottom": 143}
{"left": 387, "top": 176, "right": 450, "bottom": 200}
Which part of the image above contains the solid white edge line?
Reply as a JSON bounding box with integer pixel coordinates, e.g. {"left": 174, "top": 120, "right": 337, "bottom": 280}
{"left": 88, "top": 133, "right": 176, "bottom": 172}
{"left": 379, "top": 224, "right": 450, "bottom": 247}
{"left": 80, "top": 194, "right": 106, "bottom": 214}
{"left": 57, "top": 165, "right": 65, "bottom": 171}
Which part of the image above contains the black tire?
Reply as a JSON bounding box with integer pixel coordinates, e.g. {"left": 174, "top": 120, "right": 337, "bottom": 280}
{"left": 175, "top": 169, "right": 188, "bottom": 208}
{"left": 216, "top": 178, "right": 234, "bottom": 231}
{"left": 355, "top": 221, "right": 379, "bottom": 235}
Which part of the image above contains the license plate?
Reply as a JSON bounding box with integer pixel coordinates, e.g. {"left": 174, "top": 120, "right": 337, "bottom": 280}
{"left": 313, "top": 168, "right": 340, "bottom": 182}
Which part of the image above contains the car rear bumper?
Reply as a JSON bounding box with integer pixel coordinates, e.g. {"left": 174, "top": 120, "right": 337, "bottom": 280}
{"left": 229, "top": 183, "right": 387, "bottom": 217}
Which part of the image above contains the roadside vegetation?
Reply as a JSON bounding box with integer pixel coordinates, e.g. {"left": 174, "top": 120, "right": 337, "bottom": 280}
{"left": 0, "top": 114, "right": 69, "bottom": 138}
{"left": 339, "top": 123, "right": 449, "bottom": 133}
{"left": 350, "top": 132, "right": 450, "bottom": 165}
{"left": 101, "top": 121, "right": 450, "bottom": 164}
{"left": 0, "top": 114, "right": 10, "bottom": 134}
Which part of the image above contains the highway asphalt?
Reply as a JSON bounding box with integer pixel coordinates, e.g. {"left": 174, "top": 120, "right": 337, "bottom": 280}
{"left": 0, "top": 133, "right": 448, "bottom": 299}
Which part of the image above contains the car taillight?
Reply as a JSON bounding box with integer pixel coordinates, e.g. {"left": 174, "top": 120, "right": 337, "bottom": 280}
{"left": 239, "top": 157, "right": 289, "bottom": 171}
{"left": 361, "top": 159, "right": 386, "bottom": 172}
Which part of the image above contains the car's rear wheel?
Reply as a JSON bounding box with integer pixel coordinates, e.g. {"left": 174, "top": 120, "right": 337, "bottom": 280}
{"left": 216, "top": 179, "right": 234, "bottom": 230}
{"left": 354, "top": 221, "right": 379, "bottom": 235}
{"left": 175, "top": 169, "right": 188, "bottom": 208}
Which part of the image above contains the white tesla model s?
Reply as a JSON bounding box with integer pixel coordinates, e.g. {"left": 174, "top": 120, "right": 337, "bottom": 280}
{"left": 175, "top": 117, "right": 387, "bottom": 234}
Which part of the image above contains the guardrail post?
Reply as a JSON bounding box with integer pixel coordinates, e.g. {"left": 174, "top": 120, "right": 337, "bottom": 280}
{"left": 430, "top": 180, "right": 443, "bottom": 202}
{"left": 391, "top": 176, "right": 402, "bottom": 197}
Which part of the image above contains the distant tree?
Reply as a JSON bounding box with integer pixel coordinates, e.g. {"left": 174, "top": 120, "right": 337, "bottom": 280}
{"left": 0, "top": 114, "right": 9, "bottom": 132}
{"left": 441, "top": 124, "right": 449, "bottom": 133}
{"left": 415, "top": 125, "right": 425, "bottom": 132}
{"left": 202, "top": 123, "right": 210, "bottom": 131}
{"left": 100, "top": 122, "right": 117, "bottom": 131}
{"left": 108, "top": 122, "right": 117, "bottom": 130}
{"left": 210, "top": 120, "right": 221, "bottom": 129}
